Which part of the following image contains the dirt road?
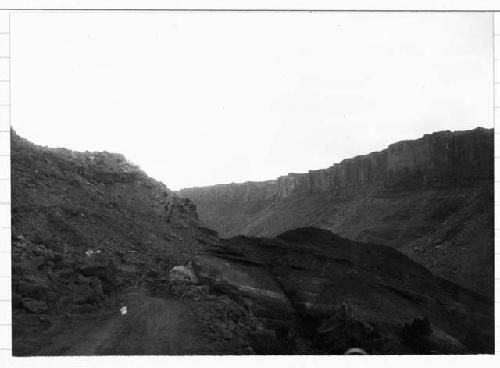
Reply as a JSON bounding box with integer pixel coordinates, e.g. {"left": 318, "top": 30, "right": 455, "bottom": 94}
{"left": 34, "top": 287, "right": 217, "bottom": 355}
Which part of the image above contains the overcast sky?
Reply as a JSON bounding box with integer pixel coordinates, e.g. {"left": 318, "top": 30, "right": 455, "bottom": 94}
{"left": 11, "top": 12, "right": 493, "bottom": 190}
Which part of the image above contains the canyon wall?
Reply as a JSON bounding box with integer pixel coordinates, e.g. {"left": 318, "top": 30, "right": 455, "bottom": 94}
{"left": 179, "top": 128, "right": 494, "bottom": 296}
{"left": 182, "top": 128, "right": 493, "bottom": 205}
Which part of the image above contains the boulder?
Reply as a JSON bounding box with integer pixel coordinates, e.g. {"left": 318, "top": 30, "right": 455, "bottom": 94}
{"left": 169, "top": 264, "right": 199, "bottom": 284}
{"left": 14, "top": 275, "right": 50, "bottom": 300}
{"left": 400, "top": 317, "right": 466, "bottom": 354}
{"left": 317, "top": 304, "right": 379, "bottom": 354}
{"left": 21, "top": 298, "right": 49, "bottom": 314}
{"left": 77, "top": 254, "right": 117, "bottom": 294}
{"left": 401, "top": 317, "right": 431, "bottom": 342}
{"left": 71, "top": 276, "right": 105, "bottom": 305}
{"left": 249, "top": 325, "right": 297, "bottom": 354}
{"left": 193, "top": 255, "right": 294, "bottom": 325}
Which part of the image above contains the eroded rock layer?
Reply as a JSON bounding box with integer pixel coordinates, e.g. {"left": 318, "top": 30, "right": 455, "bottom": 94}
{"left": 194, "top": 227, "right": 494, "bottom": 354}
{"left": 180, "top": 128, "right": 494, "bottom": 296}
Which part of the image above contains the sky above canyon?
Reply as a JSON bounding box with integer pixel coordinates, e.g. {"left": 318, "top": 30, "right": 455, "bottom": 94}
{"left": 11, "top": 12, "right": 493, "bottom": 189}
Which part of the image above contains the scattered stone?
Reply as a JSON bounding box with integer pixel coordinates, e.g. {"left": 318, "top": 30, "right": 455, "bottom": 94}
{"left": 344, "top": 347, "right": 367, "bottom": 355}
{"left": 317, "top": 304, "right": 378, "bottom": 354}
{"left": 15, "top": 278, "right": 49, "bottom": 300}
{"left": 22, "top": 298, "right": 49, "bottom": 313}
{"left": 78, "top": 254, "right": 117, "bottom": 294}
{"left": 169, "top": 264, "right": 199, "bottom": 284}
{"left": 401, "top": 317, "right": 431, "bottom": 342}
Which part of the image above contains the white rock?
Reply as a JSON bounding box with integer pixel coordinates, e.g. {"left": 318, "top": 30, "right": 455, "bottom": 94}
{"left": 169, "top": 265, "right": 199, "bottom": 284}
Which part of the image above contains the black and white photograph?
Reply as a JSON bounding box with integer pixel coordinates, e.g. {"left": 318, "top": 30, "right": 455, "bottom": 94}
{"left": 0, "top": 3, "right": 497, "bottom": 359}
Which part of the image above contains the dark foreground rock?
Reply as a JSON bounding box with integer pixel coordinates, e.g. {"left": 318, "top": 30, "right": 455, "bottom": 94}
{"left": 12, "top": 235, "right": 116, "bottom": 314}
{"left": 193, "top": 227, "right": 494, "bottom": 354}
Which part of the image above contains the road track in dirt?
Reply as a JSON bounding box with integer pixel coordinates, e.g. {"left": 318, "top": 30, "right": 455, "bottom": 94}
{"left": 35, "top": 287, "right": 217, "bottom": 355}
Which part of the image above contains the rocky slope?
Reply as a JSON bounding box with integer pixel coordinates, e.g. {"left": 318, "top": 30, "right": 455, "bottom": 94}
{"left": 180, "top": 128, "right": 494, "bottom": 296}
{"left": 194, "top": 227, "right": 494, "bottom": 354}
{"left": 11, "top": 130, "right": 205, "bottom": 282}
{"left": 11, "top": 131, "right": 259, "bottom": 355}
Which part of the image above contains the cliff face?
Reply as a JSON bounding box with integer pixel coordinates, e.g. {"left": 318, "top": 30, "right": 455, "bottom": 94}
{"left": 182, "top": 128, "right": 492, "bottom": 203}
{"left": 179, "top": 128, "right": 494, "bottom": 296}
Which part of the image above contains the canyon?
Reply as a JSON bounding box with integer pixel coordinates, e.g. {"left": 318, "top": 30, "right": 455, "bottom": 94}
{"left": 11, "top": 129, "right": 495, "bottom": 355}
{"left": 180, "top": 128, "right": 494, "bottom": 296}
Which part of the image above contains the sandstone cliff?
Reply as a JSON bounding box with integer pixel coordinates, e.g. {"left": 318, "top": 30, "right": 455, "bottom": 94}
{"left": 182, "top": 128, "right": 492, "bottom": 202}
{"left": 179, "top": 128, "right": 494, "bottom": 296}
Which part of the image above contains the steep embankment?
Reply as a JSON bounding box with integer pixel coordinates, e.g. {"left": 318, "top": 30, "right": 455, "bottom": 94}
{"left": 11, "top": 130, "right": 206, "bottom": 278}
{"left": 11, "top": 131, "right": 240, "bottom": 354}
{"left": 194, "top": 227, "right": 494, "bottom": 354}
{"left": 180, "top": 128, "right": 494, "bottom": 296}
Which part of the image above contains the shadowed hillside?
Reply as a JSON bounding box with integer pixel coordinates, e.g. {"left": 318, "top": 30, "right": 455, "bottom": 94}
{"left": 194, "top": 227, "right": 494, "bottom": 354}
{"left": 180, "top": 128, "right": 494, "bottom": 297}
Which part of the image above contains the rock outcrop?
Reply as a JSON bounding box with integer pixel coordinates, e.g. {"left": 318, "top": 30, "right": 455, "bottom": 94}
{"left": 179, "top": 128, "right": 494, "bottom": 296}
{"left": 11, "top": 130, "right": 208, "bottom": 324}
{"left": 169, "top": 264, "right": 199, "bottom": 285}
{"left": 193, "top": 227, "right": 494, "bottom": 354}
